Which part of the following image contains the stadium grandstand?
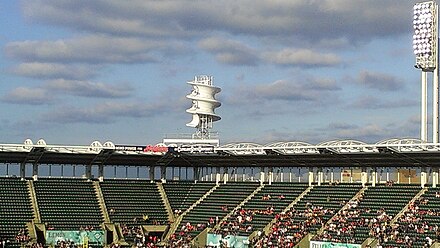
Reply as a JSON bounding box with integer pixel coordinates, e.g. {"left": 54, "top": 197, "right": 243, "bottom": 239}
{"left": 4, "top": 2, "right": 440, "bottom": 248}
{"left": 1, "top": 137, "right": 440, "bottom": 248}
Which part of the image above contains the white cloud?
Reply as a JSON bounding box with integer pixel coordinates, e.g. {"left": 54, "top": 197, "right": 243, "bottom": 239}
{"left": 357, "top": 70, "right": 403, "bottom": 91}
{"left": 11, "top": 62, "right": 99, "bottom": 80}
{"left": 228, "top": 77, "right": 340, "bottom": 104}
{"left": 350, "top": 95, "right": 417, "bottom": 109}
{"left": 23, "top": 0, "right": 195, "bottom": 38}
{"left": 2, "top": 87, "right": 52, "bottom": 105}
{"left": 198, "top": 37, "right": 259, "bottom": 65}
{"left": 5, "top": 35, "right": 166, "bottom": 64}
{"left": 44, "top": 101, "right": 175, "bottom": 124}
{"left": 44, "top": 79, "right": 133, "bottom": 98}
{"left": 199, "top": 38, "right": 342, "bottom": 67}
{"left": 22, "top": 0, "right": 414, "bottom": 44}
{"left": 2, "top": 79, "right": 134, "bottom": 106}
{"left": 264, "top": 48, "right": 342, "bottom": 67}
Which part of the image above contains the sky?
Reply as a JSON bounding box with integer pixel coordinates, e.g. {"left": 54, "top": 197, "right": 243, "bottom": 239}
{"left": 0, "top": 0, "right": 430, "bottom": 146}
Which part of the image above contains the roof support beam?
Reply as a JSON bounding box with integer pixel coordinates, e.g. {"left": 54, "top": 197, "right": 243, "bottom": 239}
{"left": 88, "top": 148, "right": 114, "bottom": 180}
{"left": 20, "top": 147, "right": 46, "bottom": 179}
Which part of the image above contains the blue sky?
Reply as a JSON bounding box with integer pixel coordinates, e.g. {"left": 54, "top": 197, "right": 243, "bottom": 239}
{"left": 0, "top": 0, "right": 427, "bottom": 146}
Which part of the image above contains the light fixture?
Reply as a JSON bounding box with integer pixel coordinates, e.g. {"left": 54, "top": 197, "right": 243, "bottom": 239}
{"left": 413, "top": 1, "right": 438, "bottom": 71}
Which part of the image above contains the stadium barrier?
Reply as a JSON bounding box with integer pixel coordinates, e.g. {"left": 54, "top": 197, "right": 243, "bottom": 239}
{"left": 309, "top": 240, "right": 361, "bottom": 248}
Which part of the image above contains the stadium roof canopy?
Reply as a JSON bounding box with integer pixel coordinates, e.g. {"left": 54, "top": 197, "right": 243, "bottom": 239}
{"left": 1, "top": 138, "right": 440, "bottom": 168}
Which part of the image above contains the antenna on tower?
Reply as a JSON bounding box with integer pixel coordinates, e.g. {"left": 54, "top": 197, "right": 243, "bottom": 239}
{"left": 186, "top": 75, "right": 221, "bottom": 139}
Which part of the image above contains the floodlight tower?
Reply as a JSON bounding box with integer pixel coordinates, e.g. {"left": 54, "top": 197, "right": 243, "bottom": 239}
{"left": 186, "top": 75, "right": 221, "bottom": 139}
{"left": 413, "top": 1, "right": 439, "bottom": 142}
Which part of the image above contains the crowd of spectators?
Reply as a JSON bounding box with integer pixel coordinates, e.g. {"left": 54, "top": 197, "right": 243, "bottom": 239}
{"left": 27, "top": 242, "right": 43, "bottom": 248}
{"left": 313, "top": 194, "right": 373, "bottom": 244}
{"left": 3, "top": 231, "right": 42, "bottom": 248}
{"left": 312, "top": 190, "right": 440, "bottom": 248}
{"left": 54, "top": 240, "right": 77, "bottom": 248}
{"left": 121, "top": 224, "right": 143, "bottom": 245}
{"left": 168, "top": 230, "right": 192, "bottom": 248}
{"left": 168, "top": 205, "right": 230, "bottom": 247}
{"left": 314, "top": 194, "right": 395, "bottom": 245}
{"left": 216, "top": 206, "right": 275, "bottom": 237}
{"left": 120, "top": 224, "right": 161, "bottom": 248}
{"left": 168, "top": 220, "right": 212, "bottom": 248}
{"left": 123, "top": 186, "right": 440, "bottom": 248}
{"left": 168, "top": 191, "right": 290, "bottom": 247}
{"left": 255, "top": 204, "right": 333, "bottom": 247}
{"left": 15, "top": 229, "right": 30, "bottom": 243}
{"left": 375, "top": 196, "right": 440, "bottom": 248}
{"left": 79, "top": 225, "right": 95, "bottom": 231}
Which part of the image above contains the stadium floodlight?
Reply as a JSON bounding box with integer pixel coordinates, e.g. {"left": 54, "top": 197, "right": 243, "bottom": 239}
{"left": 413, "top": 1, "right": 440, "bottom": 143}
{"left": 413, "top": 1, "right": 438, "bottom": 71}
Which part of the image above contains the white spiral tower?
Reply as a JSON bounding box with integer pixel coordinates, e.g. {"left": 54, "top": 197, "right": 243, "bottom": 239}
{"left": 186, "top": 75, "right": 221, "bottom": 139}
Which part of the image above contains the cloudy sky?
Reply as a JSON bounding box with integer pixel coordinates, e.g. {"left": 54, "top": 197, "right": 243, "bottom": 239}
{"left": 0, "top": 0, "right": 428, "bottom": 146}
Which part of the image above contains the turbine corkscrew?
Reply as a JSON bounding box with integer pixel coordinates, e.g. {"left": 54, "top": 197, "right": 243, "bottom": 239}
{"left": 186, "top": 75, "right": 221, "bottom": 139}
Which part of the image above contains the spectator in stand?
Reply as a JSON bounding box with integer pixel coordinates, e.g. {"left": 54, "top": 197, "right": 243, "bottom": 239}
{"left": 385, "top": 180, "right": 394, "bottom": 186}
{"left": 174, "top": 209, "right": 182, "bottom": 217}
